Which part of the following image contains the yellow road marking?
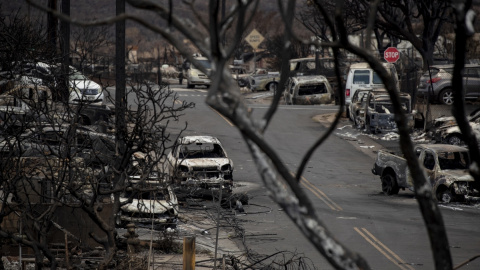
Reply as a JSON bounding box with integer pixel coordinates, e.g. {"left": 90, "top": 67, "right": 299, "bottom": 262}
{"left": 294, "top": 173, "right": 342, "bottom": 211}
{"left": 354, "top": 227, "right": 415, "bottom": 270}
{"left": 209, "top": 107, "right": 234, "bottom": 126}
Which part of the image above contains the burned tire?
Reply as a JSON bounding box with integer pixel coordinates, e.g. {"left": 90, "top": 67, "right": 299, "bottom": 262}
{"left": 381, "top": 172, "right": 399, "bottom": 195}
{"left": 439, "top": 88, "right": 454, "bottom": 105}
{"left": 436, "top": 188, "right": 453, "bottom": 203}
{"left": 267, "top": 82, "right": 278, "bottom": 94}
{"left": 447, "top": 134, "right": 463, "bottom": 145}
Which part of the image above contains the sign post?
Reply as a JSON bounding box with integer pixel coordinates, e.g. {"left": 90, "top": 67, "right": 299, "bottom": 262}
{"left": 245, "top": 29, "right": 265, "bottom": 72}
{"left": 384, "top": 47, "right": 400, "bottom": 63}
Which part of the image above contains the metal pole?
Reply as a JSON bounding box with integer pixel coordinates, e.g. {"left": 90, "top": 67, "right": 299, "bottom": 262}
{"left": 214, "top": 183, "right": 223, "bottom": 269}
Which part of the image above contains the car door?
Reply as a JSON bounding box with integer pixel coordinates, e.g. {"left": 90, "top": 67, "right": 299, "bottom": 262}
{"left": 464, "top": 67, "right": 480, "bottom": 99}
{"left": 422, "top": 150, "right": 437, "bottom": 186}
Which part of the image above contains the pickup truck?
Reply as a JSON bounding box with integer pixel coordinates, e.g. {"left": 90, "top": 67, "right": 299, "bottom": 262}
{"left": 372, "top": 144, "right": 480, "bottom": 203}
{"left": 247, "top": 69, "right": 281, "bottom": 92}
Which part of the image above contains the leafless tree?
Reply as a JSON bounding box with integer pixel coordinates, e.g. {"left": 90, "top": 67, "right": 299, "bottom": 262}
{"left": 1, "top": 8, "right": 194, "bottom": 269}
{"left": 71, "top": 25, "right": 113, "bottom": 74}
{"left": 357, "top": 0, "right": 454, "bottom": 70}
{"left": 20, "top": 0, "right": 480, "bottom": 269}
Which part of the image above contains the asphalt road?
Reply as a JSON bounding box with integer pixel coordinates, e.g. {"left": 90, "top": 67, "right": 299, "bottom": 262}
{"left": 108, "top": 83, "right": 480, "bottom": 270}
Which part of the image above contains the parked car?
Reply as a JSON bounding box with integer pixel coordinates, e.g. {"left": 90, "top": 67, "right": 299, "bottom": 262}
{"left": 430, "top": 109, "right": 480, "bottom": 145}
{"left": 68, "top": 68, "right": 104, "bottom": 105}
{"left": 283, "top": 75, "right": 334, "bottom": 105}
{"left": 362, "top": 89, "right": 415, "bottom": 133}
{"left": 372, "top": 144, "right": 480, "bottom": 203}
{"left": 229, "top": 65, "right": 249, "bottom": 87}
{"left": 179, "top": 55, "right": 212, "bottom": 88}
{"left": 348, "top": 88, "right": 372, "bottom": 127}
{"left": 247, "top": 69, "right": 281, "bottom": 92}
{"left": 22, "top": 124, "right": 116, "bottom": 167}
{"left": 115, "top": 154, "right": 178, "bottom": 229}
{"left": 166, "top": 135, "right": 234, "bottom": 195}
{"left": 344, "top": 62, "right": 400, "bottom": 112}
{"left": 115, "top": 183, "right": 178, "bottom": 229}
{"left": 417, "top": 64, "right": 480, "bottom": 105}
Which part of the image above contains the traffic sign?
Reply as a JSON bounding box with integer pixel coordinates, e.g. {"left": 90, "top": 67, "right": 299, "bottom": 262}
{"left": 245, "top": 29, "right": 264, "bottom": 50}
{"left": 384, "top": 47, "right": 400, "bottom": 63}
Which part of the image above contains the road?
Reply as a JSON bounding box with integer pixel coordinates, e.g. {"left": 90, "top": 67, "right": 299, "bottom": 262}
{"left": 109, "top": 83, "right": 480, "bottom": 269}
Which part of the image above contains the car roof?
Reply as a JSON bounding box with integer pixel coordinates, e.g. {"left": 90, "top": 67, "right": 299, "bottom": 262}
{"left": 179, "top": 135, "right": 221, "bottom": 145}
{"left": 348, "top": 62, "right": 395, "bottom": 69}
{"left": 417, "top": 144, "right": 468, "bottom": 152}
{"left": 292, "top": 75, "right": 328, "bottom": 82}
{"left": 430, "top": 64, "right": 480, "bottom": 69}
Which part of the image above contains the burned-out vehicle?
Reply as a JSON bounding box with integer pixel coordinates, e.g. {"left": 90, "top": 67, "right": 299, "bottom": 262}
{"left": 247, "top": 69, "right": 281, "bottom": 92}
{"left": 372, "top": 144, "right": 480, "bottom": 203}
{"left": 429, "top": 109, "right": 480, "bottom": 145}
{"left": 166, "top": 136, "right": 234, "bottom": 195}
{"left": 17, "top": 124, "right": 116, "bottom": 167}
{"left": 362, "top": 90, "right": 414, "bottom": 133}
{"left": 115, "top": 152, "right": 178, "bottom": 229}
{"left": 348, "top": 88, "right": 372, "bottom": 128}
{"left": 284, "top": 75, "right": 334, "bottom": 105}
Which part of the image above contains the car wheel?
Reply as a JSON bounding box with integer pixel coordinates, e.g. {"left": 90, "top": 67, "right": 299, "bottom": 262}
{"left": 354, "top": 115, "right": 364, "bottom": 129}
{"left": 439, "top": 88, "right": 454, "bottom": 105}
{"left": 447, "top": 134, "right": 463, "bottom": 145}
{"left": 437, "top": 188, "right": 453, "bottom": 203}
{"left": 381, "top": 173, "right": 399, "bottom": 195}
{"left": 268, "top": 82, "right": 278, "bottom": 94}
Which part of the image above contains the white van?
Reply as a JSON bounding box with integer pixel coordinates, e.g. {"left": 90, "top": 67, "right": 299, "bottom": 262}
{"left": 344, "top": 62, "right": 399, "bottom": 109}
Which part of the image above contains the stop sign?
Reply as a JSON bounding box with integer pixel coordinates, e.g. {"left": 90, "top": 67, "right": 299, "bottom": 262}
{"left": 384, "top": 47, "right": 400, "bottom": 63}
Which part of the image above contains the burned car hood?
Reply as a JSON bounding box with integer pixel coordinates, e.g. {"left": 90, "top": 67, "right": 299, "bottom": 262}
{"left": 441, "top": 170, "right": 474, "bottom": 182}
{"left": 181, "top": 158, "right": 231, "bottom": 168}
{"left": 120, "top": 198, "right": 176, "bottom": 214}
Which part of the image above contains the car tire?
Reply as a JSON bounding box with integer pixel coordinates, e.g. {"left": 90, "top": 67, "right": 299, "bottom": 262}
{"left": 381, "top": 172, "right": 399, "bottom": 195}
{"left": 268, "top": 82, "right": 278, "bottom": 94}
{"left": 447, "top": 134, "right": 463, "bottom": 145}
{"left": 354, "top": 115, "right": 364, "bottom": 129}
{"left": 187, "top": 83, "right": 194, "bottom": 88}
{"left": 439, "top": 88, "right": 454, "bottom": 105}
{"left": 437, "top": 188, "right": 453, "bottom": 203}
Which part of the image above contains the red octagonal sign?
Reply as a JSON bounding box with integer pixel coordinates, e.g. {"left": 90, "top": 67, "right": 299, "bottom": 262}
{"left": 384, "top": 47, "right": 400, "bottom": 63}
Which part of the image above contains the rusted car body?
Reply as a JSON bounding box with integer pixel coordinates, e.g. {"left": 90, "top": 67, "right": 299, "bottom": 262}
{"left": 247, "top": 69, "right": 281, "bottom": 92}
{"left": 116, "top": 180, "right": 178, "bottom": 229}
{"left": 363, "top": 90, "right": 414, "bottom": 133}
{"left": 348, "top": 88, "right": 372, "bottom": 128}
{"left": 372, "top": 144, "right": 480, "bottom": 203}
{"left": 166, "top": 136, "right": 234, "bottom": 195}
{"left": 284, "top": 75, "right": 334, "bottom": 105}
{"left": 429, "top": 109, "right": 480, "bottom": 145}
{"left": 115, "top": 152, "right": 179, "bottom": 229}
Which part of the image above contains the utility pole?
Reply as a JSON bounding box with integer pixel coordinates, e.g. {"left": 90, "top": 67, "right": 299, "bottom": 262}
{"left": 47, "top": 0, "right": 57, "bottom": 50}
{"left": 116, "top": 0, "right": 126, "bottom": 155}
{"left": 60, "top": 0, "right": 70, "bottom": 101}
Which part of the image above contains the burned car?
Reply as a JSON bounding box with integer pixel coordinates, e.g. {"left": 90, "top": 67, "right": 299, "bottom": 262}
{"left": 363, "top": 90, "right": 414, "bottom": 133}
{"left": 430, "top": 109, "right": 480, "bottom": 145}
{"left": 284, "top": 75, "right": 334, "bottom": 105}
{"left": 166, "top": 136, "right": 234, "bottom": 195}
{"left": 247, "top": 69, "right": 281, "bottom": 92}
{"left": 372, "top": 144, "right": 480, "bottom": 203}
{"left": 348, "top": 88, "right": 372, "bottom": 128}
{"left": 115, "top": 152, "right": 179, "bottom": 229}
{"left": 115, "top": 181, "right": 178, "bottom": 229}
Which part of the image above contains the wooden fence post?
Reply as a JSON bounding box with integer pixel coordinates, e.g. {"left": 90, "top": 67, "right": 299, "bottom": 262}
{"left": 183, "top": 236, "right": 195, "bottom": 270}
